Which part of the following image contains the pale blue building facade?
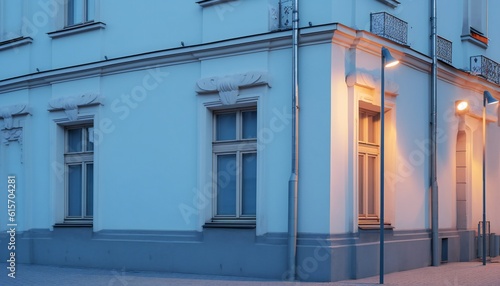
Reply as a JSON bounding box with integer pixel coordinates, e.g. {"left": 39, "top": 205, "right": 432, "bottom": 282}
{"left": 1, "top": 0, "right": 500, "bottom": 282}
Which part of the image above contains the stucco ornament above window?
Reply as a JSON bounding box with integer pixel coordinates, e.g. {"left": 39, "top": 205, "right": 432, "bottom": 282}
{"left": 48, "top": 93, "right": 102, "bottom": 121}
{"left": 196, "top": 71, "right": 270, "bottom": 105}
{"left": 346, "top": 70, "right": 399, "bottom": 95}
{"left": 0, "top": 104, "right": 30, "bottom": 129}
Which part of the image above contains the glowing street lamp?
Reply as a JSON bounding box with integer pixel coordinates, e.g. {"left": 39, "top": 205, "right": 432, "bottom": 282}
{"left": 380, "top": 47, "right": 399, "bottom": 284}
{"left": 481, "top": 91, "right": 498, "bottom": 265}
{"left": 455, "top": 91, "right": 498, "bottom": 266}
{"left": 455, "top": 100, "right": 469, "bottom": 113}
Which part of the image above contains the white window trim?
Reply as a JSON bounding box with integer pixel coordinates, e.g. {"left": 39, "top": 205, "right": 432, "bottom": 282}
{"left": 50, "top": 112, "right": 99, "bottom": 228}
{"left": 65, "top": 0, "right": 97, "bottom": 27}
{"left": 64, "top": 125, "right": 94, "bottom": 221}
{"left": 358, "top": 110, "right": 380, "bottom": 220}
{"left": 196, "top": 90, "right": 266, "bottom": 234}
{"left": 461, "top": 0, "right": 488, "bottom": 48}
{"left": 346, "top": 70, "right": 398, "bottom": 231}
{"left": 47, "top": 0, "right": 104, "bottom": 38}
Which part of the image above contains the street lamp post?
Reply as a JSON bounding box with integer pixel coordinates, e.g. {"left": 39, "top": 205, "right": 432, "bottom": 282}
{"left": 380, "top": 47, "right": 399, "bottom": 284}
{"left": 482, "top": 91, "right": 498, "bottom": 265}
{"left": 455, "top": 91, "right": 498, "bottom": 266}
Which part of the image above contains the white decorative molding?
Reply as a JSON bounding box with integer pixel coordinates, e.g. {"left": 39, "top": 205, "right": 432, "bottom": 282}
{"left": 0, "top": 104, "right": 30, "bottom": 129}
{"left": 269, "top": 4, "right": 279, "bottom": 31}
{"left": 2, "top": 127, "right": 22, "bottom": 146}
{"left": 376, "top": 0, "right": 400, "bottom": 8}
{"left": 196, "top": 72, "right": 270, "bottom": 105}
{"left": 346, "top": 70, "right": 399, "bottom": 95}
{"left": 0, "top": 37, "right": 33, "bottom": 51}
{"left": 48, "top": 93, "right": 103, "bottom": 121}
{"left": 2, "top": 127, "right": 24, "bottom": 163}
{"left": 196, "top": 0, "right": 237, "bottom": 7}
{"left": 47, "top": 22, "right": 106, "bottom": 39}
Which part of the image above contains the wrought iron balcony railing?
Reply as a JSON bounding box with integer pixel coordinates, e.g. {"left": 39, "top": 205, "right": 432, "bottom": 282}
{"left": 470, "top": 55, "right": 500, "bottom": 84}
{"left": 437, "top": 36, "right": 452, "bottom": 65}
{"left": 371, "top": 12, "right": 408, "bottom": 45}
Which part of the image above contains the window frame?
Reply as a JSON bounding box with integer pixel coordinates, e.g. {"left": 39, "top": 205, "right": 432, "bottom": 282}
{"left": 63, "top": 125, "right": 94, "bottom": 222}
{"left": 211, "top": 108, "right": 257, "bottom": 223}
{"left": 66, "top": 0, "right": 95, "bottom": 27}
{"left": 358, "top": 109, "right": 380, "bottom": 221}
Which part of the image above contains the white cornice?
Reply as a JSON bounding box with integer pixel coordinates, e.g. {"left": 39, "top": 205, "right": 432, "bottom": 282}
{"left": 0, "top": 24, "right": 337, "bottom": 94}
{"left": 438, "top": 64, "right": 500, "bottom": 96}
{"left": 0, "top": 22, "right": 498, "bottom": 99}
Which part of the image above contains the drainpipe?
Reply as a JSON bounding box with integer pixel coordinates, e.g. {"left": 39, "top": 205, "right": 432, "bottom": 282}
{"left": 287, "top": 0, "right": 299, "bottom": 281}
{"left": 430, "top": 0, "right": 440, "bottom": 267}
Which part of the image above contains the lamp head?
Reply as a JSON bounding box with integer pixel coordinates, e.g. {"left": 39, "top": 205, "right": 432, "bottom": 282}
{"left": 455, "top": 100, "right": 469, "bottom": 114}
{"left": 484, "top": 91, "right": 498, "bottom": 105}
{"left": 382, "top": 47, "right": 399, "bottom": 68}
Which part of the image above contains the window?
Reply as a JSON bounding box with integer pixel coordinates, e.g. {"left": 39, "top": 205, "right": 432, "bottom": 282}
{"left": 462, "top": 0, "right": 488, "bottom": 47}
{"left": 358, "top": 109, "right": 380, "bottom": 222}
{"left": 212, "top": 108, "right": 257, "bottom": 223}
{"left": 0, "top": 0, "right": 22, "bottom": 41}
{"left": 64, "top": 126, "right": 94, "bottom": 221}
{"left": 66, "top": 0, "right": 95, "bottom": 26}
{"left": 470, "top": 0, "right": 487, "bottom": 35}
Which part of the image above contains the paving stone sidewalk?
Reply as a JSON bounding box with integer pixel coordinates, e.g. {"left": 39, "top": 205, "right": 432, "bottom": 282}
{"left": 0, "top": 260, "right": 499, "bottom": 285}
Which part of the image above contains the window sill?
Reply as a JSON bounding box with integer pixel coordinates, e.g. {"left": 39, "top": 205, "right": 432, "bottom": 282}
{"left": 0, "top": 37, "right": 33, "bottom": 51}
{"left": 48, "top": 21, "right": 106, "bottom": 39}
{"left": 358, "top": 219, "right": 393, "bottom": 230}
{"left": 196, "top": 0, "right": 237, "bottom": 7}
{"left": 376, "top": 0, "right": 400, "bottom": 8}
{"left": 54, "top": 222, "right": 93, "bottom": 227}
{"left": 203, "top": 221, "right": 256, "bottom": 229}
{"left": 461, "top": 34, "right": 488, "bottom": 49}
{"left": 358, "top": 224, "right": 393, "bottom": 231}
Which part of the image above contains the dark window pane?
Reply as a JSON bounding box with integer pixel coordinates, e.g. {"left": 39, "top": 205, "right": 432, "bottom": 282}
{"left": 359, "top": 112, "right": 366, "bottom": 142}
{"left": 86, "top": 0, "right": 95, "bottom": 21}
{"left": 68, "top": 165, "right": 82, "bottom": 217}
{"left": 368, "top": 156, "right": 376, "bottom": 215}
{"left": 368, "top": 114, "right": 379, "bottom": 144}
{"left": 73, "top": 0, "right": 84, "bottom": 24}
{"left": 67, "top": 128, "right": 82, "bottom": 153}
{"left": 242, "top": 111, "right": 257, "bottom": 139}
{"left": 358, "top": 155, "right": 364, "bottom": 215}
{"left": 216, "top": 154, "right": 236, "bottom": 216}
{"left": 242, "top": 153, "right": 257, "bottom": 215}
{"left": 86, "top": 164, "right": 93, "bottom": 216}
{"left": 86, "top": 127, "right": 94, "bottom": 151}
{"left": 216, "top": 113, "right": 236, "bottom": 141}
